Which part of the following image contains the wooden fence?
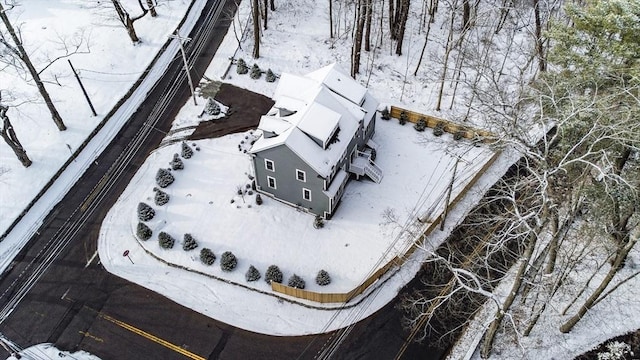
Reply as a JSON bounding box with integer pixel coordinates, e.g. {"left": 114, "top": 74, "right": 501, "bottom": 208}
{"left": 272, "top": 146, "right": 503, "bottom": 304}
{"left": 389, "top": 106, "right": 495, "bottom": 142}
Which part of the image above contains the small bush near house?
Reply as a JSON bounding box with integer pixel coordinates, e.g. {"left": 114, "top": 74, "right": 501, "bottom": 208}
{"left": 170, "top": 153, "right": 184, "bottom": 170}
{"left": 183, "top": 233, "right": 198, "bottom": 251}
{"left": 288, "top": 274, "right": 306, "bottom": 289}
{"left": 250, "top": 64, "right": 261, "bottom": 79}
{"left": 433, "top": 122, "right": 445, "bottom": 137}
{"left": 256, "top": 193, "right": 263, "bottom": 205}
{"left": 136, "top": 222, "right": 152, "bottom": 240}
{"left": 414, "top": 117, "right": 427, "bottom": 132}
{"left": 313, "top": 215, "right": 324, "bottom": 229}
{"left": 596, "top": 341, "right": 632, "bottom": 360}
{"left": 155, "top": 168, "right": 175, "bottom": 188}
{"left": 153, "top": 187, "right": 170, "bottom": 206}
{"left": 453, "top": 130, "right": 465, "bottom": 141}
{"left": 399, "top": 111, "right": 408, "bottom": 125}
{"left": 181, "top": 141, "right": 194, "bottom": 159}
{"left": 204, "top": 97, "right": 221, "bottom": 115}
{"left": 137, "top": 202, "right": 155, "bottom": 221}
{"left": 380, "top": 107, "right": 390, "bottom": 120}
{"left": 158, "top": 232, "right": 175, "bottom": 249}
{"left": 265, "top": 68, "right": 276, "bottom": 82}
{"left": 236, "top": 58, "right": 248, "bottom": 74}
{"left": 316, "top": 270, "right": 331, "bottom": 286}
{"left": 245, "top": 265, "right": 261, "bottom": 282}
{"left": 220, "top": 251, "right": 237, "bottom": 271}
{"left": 200, "top": 248, "right": 216, "bottom": 265}
{"left": 265, "top": 265, "right": 283, "bottom": 284}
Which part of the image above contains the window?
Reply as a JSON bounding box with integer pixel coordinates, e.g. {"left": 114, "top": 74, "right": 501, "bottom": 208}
{"left": 296, "top": 169, "right": 306, "bottom": 182}
{"left": 265, "top": 159, "right": 275, "bottom": 172}
{"left": 303, "top": 188, "right": 312, "bottom": 201}
{"left": 267, "top": 176, "right": 277, "bottom": 189}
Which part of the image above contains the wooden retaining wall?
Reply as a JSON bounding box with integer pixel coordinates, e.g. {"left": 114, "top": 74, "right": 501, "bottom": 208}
{"left": 389, "top": 106, "right": 495, "bottom": 142}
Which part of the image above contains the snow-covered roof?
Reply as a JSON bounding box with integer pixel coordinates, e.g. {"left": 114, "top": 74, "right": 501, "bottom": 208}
{"left": 297, "top": 102, "right": 340, "bottom": 147}
{"left": 306, "top": 63, "right": 367, "bottom": 105}
{"left": 250, "top": 64, "right": 374, "bottom": 178}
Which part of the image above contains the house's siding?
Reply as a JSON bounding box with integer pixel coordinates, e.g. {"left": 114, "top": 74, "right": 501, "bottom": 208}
{"left": 253, "top": 145, "right": 330, "bottom": 216}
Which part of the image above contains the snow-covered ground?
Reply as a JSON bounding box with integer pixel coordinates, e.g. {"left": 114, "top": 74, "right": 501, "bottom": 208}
{"left": 1, "top": 0, "right": 638, "bottom": 359}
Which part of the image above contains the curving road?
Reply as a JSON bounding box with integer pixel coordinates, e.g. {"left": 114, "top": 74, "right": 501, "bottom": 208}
{"left": 0, "top": 1, "right": 441, "bottom": 359}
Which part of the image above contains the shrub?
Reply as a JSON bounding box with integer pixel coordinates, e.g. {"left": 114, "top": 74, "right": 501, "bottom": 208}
{"left": 153, "top": 187, "right": 170, "bottom": 206}
{"left": 137, "top": 202, "right": 155, "bottom": 221}
{"left": 288, "top": 274, "right": 306, "bottom": 289}
{"left": 220, "top": 251, "right": 237, "bottom": 272}
{"left": 380, "top": 107, "right": 390, "bottom": 120}
{"left": 256, "top": 193, "right": 263, "bottom": 205}
{"left": 316, "top": 270, "right": 331, "bottom": 286}
{"left": 236, "top": 58, "right": 248, "bottom": 74}
{"left": 245, "top": 265, "right": 261, "bottom": 282}
{"left": 136, "top": 222, "right": 152, "bottom": 241}
{"left": 183, "top": 233, "right": 198, "bottom": 251}
{"left": 597, "top": 341, "right": 632, "bottom": 360}
{"left": 158, "top": 232, "right": 175, "bottom": 249}
{"left": 313, "top": 215, "right": 324, "bottom": 229}
{"left": 399, "top": 111, "right": 408, "bottom": 125}
{"left": 265, "top": 265, "right": 283, "bottom": 284}
{"left": 181, "top": 141, "right": 194, "bottom": 159}
{"left": 200, "top": 248, "right": 216, "bottom": 265}
{"left": 414, "top": 118, "right": 427, "bottom": 132}
{"left": 453, "top": 130, "right": 465, "bottom": 141}
{"left": 155, "top": 168, "right": 175, "bottom": 188}
{"left": 265, "top": 68, "right": 276, "bottom": 82}
{"left": 204, "top": 97, "right": 221, "bottom": 115}
{"left": 250, "top": 63, "right": 261, "bottom": 79}
{"left": 170, "top": 153, "right": 184, "bottom": 170}
{"left": 433, "top": 122, "right": 445, "bottom": 137}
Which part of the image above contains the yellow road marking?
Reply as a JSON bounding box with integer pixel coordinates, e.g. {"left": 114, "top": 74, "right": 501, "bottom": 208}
{"left": 79, "top": 331, "right": 104, "bottom": 343}
{"left": 99, "top": 313, "right": 205, "bottom": 360}
{"left": 80, "top": 175, "right": 109, "bottom": 212}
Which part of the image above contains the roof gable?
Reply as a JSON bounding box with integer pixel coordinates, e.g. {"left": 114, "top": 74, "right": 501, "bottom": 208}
{"left": 306, "top": 63, "right": 367, "bottom": 106}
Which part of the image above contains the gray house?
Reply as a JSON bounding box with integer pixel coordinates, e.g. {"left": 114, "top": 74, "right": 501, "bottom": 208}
{"left": 249, "top": 63, "right": 382, "bottom": 219}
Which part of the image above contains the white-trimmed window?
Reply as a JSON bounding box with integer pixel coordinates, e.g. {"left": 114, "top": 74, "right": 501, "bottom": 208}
{"left": 264, "top": 159, "right": 275, "bottom": 172}
{"left": 296, "top": 169, "right": 306, "bottom": 182}
{"left": 267, "top": 176, "right": 277, "bottom": 189}
{"left": 303, "top": 188, "right": 312, "bottom": 201}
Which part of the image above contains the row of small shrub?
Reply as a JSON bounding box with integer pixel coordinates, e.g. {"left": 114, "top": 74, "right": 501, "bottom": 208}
{"left": 236, "top": 58, "right": 276, "bottom": 82}
{"left": 381, "top": 108, "right": 469, "bottom": 139}
{"left": 135, "top": 142, "right": 197, "bottom": 242}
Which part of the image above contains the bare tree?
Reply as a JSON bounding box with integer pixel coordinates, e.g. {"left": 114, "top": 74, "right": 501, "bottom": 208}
{"left": 0, "top": 92, "right": 31, "bottom": 167}
{"left": 110, "top": 0, "right": 151, "bottom": 43}
{"left": 351, "top": 0, "right": 366, "bottom": 77}
{"left": 252, "top": 0, "right": 260, "bottom": 58}
{"left": 0, "top": 2, "right": 66, "bottom": 131}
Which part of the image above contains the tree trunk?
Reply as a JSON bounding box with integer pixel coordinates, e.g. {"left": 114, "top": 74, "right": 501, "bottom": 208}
{"left": 560, "top": 238, "right": 637, "bottom": 333}
{"left": 351, "top": 0, "right": 366, "bottom": 77}
{"left": 329, "top": 0, "right": 334, "bottom": 38}
{"left": 388, "top": 0, "right": 395, "bottom": 39}
{"left": 462, "top": 0, "right": 471, "bottom": 31}
{"left": 0, "top": 3, "right": 66, "bottom": 131}
{"left": 413, "top": 10, "right": 434, "bottom": 75}
{"left": 435, "top": 11, "right": 455, "bottom": 111}
{"left": 111, "top": 0, "right": 141, "bottom": 43}
{"left": 533, "top": 0, "right": 546, "bottom": 72}
{"left": 252, "top": 0, "right": 260, "bottom": 58}
{"left": 481, "top": 224, "right": 541, "bottom": 358}
{"left": 394, "top": 0, "right": 410, "bottom": 55}
{"left": 263, "top": 0, "right": 268, "bottom": 30}
{"left": 270, "top": 0, "right": 275, "bottom": 11}
{"left": 0, "top": 104, "right": 32, "bottom": 167}
{"left": 146, "top": 0, "right": 157, "bottom": 17}
{"left": 364, "top": 0, "right": 373, "bottom": 52}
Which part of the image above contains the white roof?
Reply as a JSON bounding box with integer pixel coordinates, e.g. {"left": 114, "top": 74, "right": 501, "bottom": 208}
{"left": 297, "top": 102, "right": 340, "bottom": 146}
{"left": 250, "top": 64, "right": 375, "bottom": 177}
{"left": 306, "top": 63, "right": 367, "bottom": 105}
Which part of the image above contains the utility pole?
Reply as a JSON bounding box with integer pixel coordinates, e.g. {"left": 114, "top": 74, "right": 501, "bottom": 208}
{"left": 169, "top": 30, "right": 197, "bottom": 106}
{"left": 68, "top": 60, "right": 97, "bottom": 116}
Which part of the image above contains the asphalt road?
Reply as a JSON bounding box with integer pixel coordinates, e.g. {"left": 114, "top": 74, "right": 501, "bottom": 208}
{"left": 0, "top": 1, "right": 443, "bottom": 359}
